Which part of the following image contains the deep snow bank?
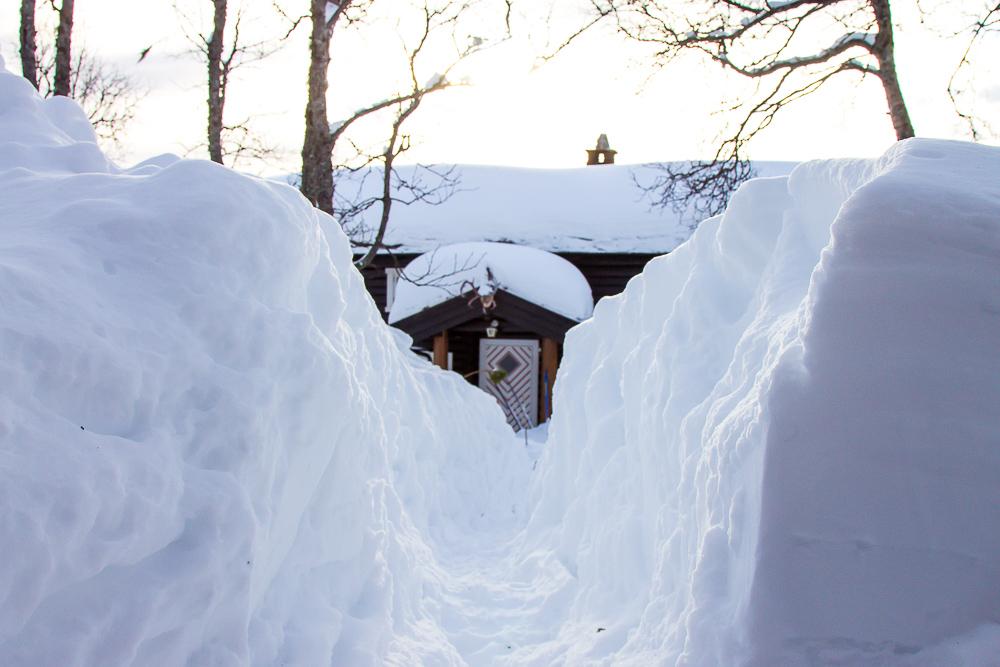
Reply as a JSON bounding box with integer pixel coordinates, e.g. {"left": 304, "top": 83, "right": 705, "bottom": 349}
{"left": 518, "top": 139, "right": 1000, "bottom": 665}
{"left": 5, "top": 53, "right": 1000, "bottom": 667}
{"left": 0, "top": 60, "right": 524, "bottom": 665}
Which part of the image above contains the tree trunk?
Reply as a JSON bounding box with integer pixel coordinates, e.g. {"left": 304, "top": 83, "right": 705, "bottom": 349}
{"left": 301, "top": 0, "right": 334, "bottom": 213}
{"left": 53, "top": 0, "right": 74, "bottom": 97}
{"left": 207, "top": 0, "right": 227, "bottom": 164}
{"left": 19, "top": 0, "right": 38, "bottom": 89}
{"left": 870, "top": 0, "right": 914, "bottom": 140}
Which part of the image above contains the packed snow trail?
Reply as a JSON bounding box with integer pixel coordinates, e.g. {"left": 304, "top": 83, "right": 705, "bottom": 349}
{"left": 0, "top": 59, "right": 532, "bottom": 666}
{"left": 3, "top": 57, "right": 1000, "bottom": 666}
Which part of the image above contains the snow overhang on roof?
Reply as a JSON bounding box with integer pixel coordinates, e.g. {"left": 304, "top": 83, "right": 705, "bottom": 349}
{"left": 388, "top": 242, "right": 594, "bottom": 324}
{"left": 338, "top": 162, "right": 796, "bottom": 254}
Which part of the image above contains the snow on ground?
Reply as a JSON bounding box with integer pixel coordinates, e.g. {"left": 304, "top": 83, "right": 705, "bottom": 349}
{"left": 0, "top": 59, "right": 531, "bottom": 666}
{"left": 3, "top": 53, "right": 1000, "bottom": 667}
{"left": 509, "top": 139, "right": 1000, "bottom": 665}
{"left": 388, "top": 242, "right": 594, "bottom": 323}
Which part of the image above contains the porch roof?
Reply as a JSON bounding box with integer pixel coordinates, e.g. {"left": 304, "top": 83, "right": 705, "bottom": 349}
{"left": 388, "top": 242, "right": 594, "bottom": 324}
{"left": 391, "top": 288, "right": 580, "bottom": 344}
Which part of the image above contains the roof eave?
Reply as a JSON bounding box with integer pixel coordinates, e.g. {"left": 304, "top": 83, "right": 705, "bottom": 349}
{"left": 391, "top": 289, "right": 584, "bottom": 343}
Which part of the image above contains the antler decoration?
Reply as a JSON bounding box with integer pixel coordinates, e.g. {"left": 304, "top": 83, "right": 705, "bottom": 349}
{"left": 459, "top": 267, "right": 498, "bottom": 314}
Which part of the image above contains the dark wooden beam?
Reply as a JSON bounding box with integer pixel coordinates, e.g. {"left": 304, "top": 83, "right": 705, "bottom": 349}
{"left": 397, "top": 298, "right": 487, "bottom": 342}
{"left": 391, "top": 288, "right": 583, "bottom": 344}
{"left": 540, "top": 337, "right": 559, "bottom": 423}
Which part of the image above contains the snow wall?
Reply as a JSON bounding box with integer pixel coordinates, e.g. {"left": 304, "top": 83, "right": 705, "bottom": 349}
{"left": 519, "top": 140, "right": 1000, "bottom": 665}
{"left": 3, "top": 54, "right": 1000, "bottom": 667}
{"left": 0, "top": 60, "right": 526, "bottom": 665}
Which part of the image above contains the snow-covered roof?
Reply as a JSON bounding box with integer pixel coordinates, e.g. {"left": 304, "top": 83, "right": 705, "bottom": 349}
{"left": 388, "top": 242, "right": 594, "bottom": 323}
{"left": 343, "top": 162, "right": 796, "bottom": 254}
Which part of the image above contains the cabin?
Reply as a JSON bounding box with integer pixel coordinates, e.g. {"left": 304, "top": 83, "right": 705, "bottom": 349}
{"left": 354, "top": 136, "right": 693, "bottom": 430}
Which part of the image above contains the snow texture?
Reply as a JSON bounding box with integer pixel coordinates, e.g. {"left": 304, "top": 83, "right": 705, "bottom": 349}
{"left": 388, "top": 241, "right": 594, "bottom": 323}
{"left": 515, "top": 139, "right": 1000, "bottom": 666}
{"left": 3, "top": 53, "right": 1000, "bottom": 667}
{"left": 337, "top": 162, "right": 795, "bottom": 255}
{"left": 0, "top": 59, "right": 528, "bottom": 666}
{"left": 324, "top": 0, "right": 339, "bottom": 23}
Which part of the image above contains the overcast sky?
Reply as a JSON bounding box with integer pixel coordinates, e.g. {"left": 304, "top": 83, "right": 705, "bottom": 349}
{"left": 2, "top": 0, "right": 998, "bottom": 173}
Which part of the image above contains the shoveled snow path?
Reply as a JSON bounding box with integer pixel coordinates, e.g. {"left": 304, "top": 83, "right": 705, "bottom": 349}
{"left": 424, "top": 140, "right": 1000, "bottom": 667}
{"left": 416, "top": 429, "right": 579, "bottom": 666}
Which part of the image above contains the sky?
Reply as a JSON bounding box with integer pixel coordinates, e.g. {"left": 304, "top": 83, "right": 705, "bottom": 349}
{"left": 1, "top": 0, "right": 998, "bottom": 173}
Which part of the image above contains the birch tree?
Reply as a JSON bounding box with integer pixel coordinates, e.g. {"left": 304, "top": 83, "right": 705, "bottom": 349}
{"left": 18, "top": 1, "right": 138, "bottom": 149}
{"left": 597, "top": 0, "right": 916, "bottom": 217}
{"left": 52, "top": 0, "right": 74, "bottom": 97}
{"left": 949, "top": 2, "right": 1000, "bottom": 140}
{"left": 299, "top": 0, "right": 511, "bottom": 269}
{"left": 206, "top": 0, "right": 227, "bottom": 164}
{"left": 175, "top": 1, "right": 286, "bottom": 166}
{"left": 19, "top": 0, "right": 77, "bottom": 96}
{"left": 299, "top": 0, "right": 345, "bottom": 215}
{"left": 19, "top": 0, "right": 38, "bottom": 89}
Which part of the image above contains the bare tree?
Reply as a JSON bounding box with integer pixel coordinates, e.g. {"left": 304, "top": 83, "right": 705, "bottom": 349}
{"left": 350, "top": 4, "right": 492, "bottom": 269}
{"left": 207, "top": 0, "right": 228, "bottom": 163}
{"left": 68, "top": 50, "right": 138, "bottom": 146}
{"left": 174, "top": 1, "right": 287, "bottom": 166}
{"left": 52, "top": 0, "right": 74, "bottom": 97}
{"left": 19, "top": 1, "right": 139, "bottom": 150}
{"left": 948, "top": 2, "right": 1000, "bottom": 140}
{"left": 300, "top": 0, "right": 346, "bottom": 213}
{"left": 19, "top": 0, "right": 38, "bottom": 89}
{"left": 299, "top": 0, "right": 512, "bottom": 269}
{"left": 31, "top": 45, "right": 140, "bottom": 147}
{"left": 594, "top": 0, "right": 915, "bottom": 217}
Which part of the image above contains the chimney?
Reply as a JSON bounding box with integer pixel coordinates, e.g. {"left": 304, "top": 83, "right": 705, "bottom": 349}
{"left": 586, "top": 133, "right": 616, "bottom": 165}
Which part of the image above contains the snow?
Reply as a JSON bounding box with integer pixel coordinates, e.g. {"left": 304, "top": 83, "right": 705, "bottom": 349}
{"left": 513, "top": 138, "right": 1000, "bottom": 665}
{"left": 324, "top": 0, "right": 339, "bottom": 23}
{"left": 425, "top": 72, "right": 447, "bottom": 89}
{"left": 3, "top": 52, "right": 1000, "bottom": 667}
{"left": 835, "top": 31, "right": 876, "bottom": 48}
{"left": 338, "top": 161, "right": 795, "bottom": 254}
{"left": 0, "top": 60, "right": 529, "bottom": 666}
{"left": 388, "top": 241, "right": 594, "bottom": 324}
{"left": 765, "top": 0, "right": 802, "bottom": 9}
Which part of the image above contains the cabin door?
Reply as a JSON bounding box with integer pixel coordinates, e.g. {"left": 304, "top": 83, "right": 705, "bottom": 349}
{"left": 479, "top": 338, "right": 539, "bottom": 431}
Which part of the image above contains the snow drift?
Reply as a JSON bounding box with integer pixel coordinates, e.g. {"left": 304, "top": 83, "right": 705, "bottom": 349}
{"left": 515, "top": 140, "right": 1000, "bottom": 665}
{"left": 3, "top": 53, "right": 1000, "bottom": 667}
{"left": 0, "top": 59, "right": 525, "bottom": 665}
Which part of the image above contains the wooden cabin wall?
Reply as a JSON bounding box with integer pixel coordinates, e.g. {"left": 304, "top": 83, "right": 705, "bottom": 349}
{"left": 358, "top": 259, "right": 394, "bottom": 315}
{"left": 441, "top": 330, "right": 479, "bottom": 380}
{"left": 557, "top": 252, "right": 658, "bottom": 302}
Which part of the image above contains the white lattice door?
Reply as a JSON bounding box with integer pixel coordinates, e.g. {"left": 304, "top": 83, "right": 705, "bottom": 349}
{"left": 479, "top": 338, "right": 539, "bottom": 430}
